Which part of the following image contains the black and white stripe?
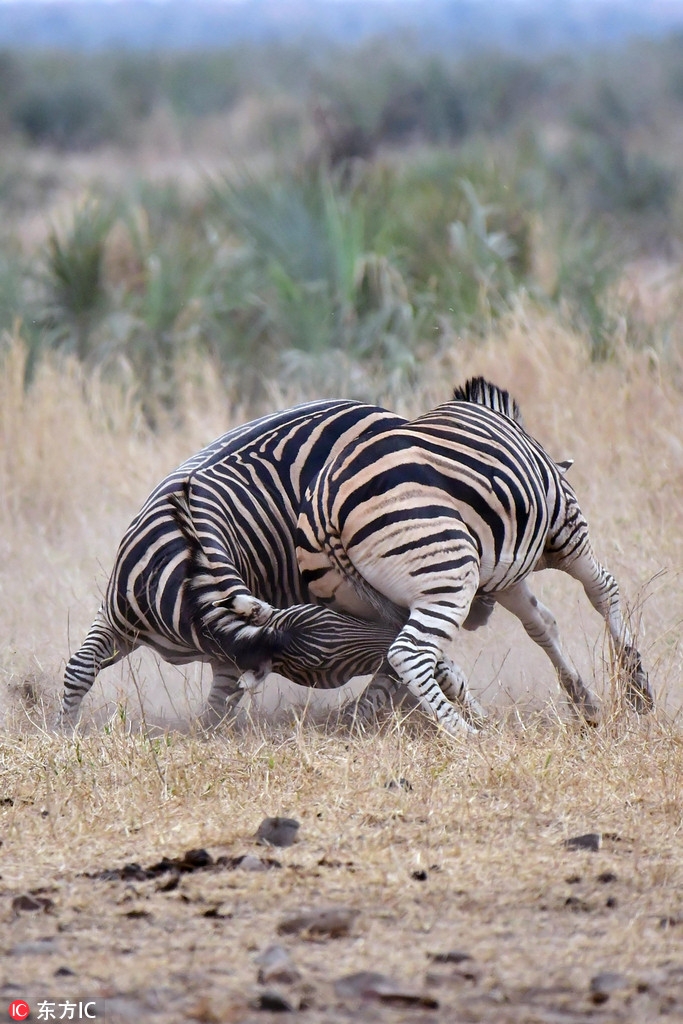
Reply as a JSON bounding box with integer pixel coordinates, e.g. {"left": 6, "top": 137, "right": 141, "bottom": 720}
{"left": 63, "top": 400, "right": 404, "bottom": 726}
{"left": 297, "top": 377, "right": 653, "bottom": 734}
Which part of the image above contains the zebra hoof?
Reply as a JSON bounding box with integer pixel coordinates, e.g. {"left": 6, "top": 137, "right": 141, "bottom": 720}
{"left": 623, "top": 648, "right": 654, "bottom": 713}
{"left": 564, "top": 676, "right": 601, "bottom": 727}
{"left": 625, "top": 674, "right": 654, "bottom": 714}
{"left": 199, "top": 692, "right": 243, "bottom": 730}
{"left": 462, "top": 698, "right": 487, "bottom": 728}
{"left": 578, "top": 696, "right": 601, "bottom": 728}
{"left": 439, "top": 716, "right": 479, "bottom": 739}
{"left": 337, "top": 700, "right": 377, "bottom": 731}
{"left": 54, "top": 709, "right": 79, "bottom": 734}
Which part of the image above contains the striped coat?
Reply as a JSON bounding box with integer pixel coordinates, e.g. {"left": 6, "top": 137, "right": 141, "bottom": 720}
{"left": 297, "top": 378, "right": 653, "bottom": 734}
{"left": 63, "top": 400, "right": 404, "bottom": 726}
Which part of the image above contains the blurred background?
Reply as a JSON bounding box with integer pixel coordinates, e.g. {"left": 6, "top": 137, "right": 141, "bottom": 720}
{"left": 1, "top": 0, "right": 683, "bottom": 406}
{"left": 0, "top": 0, "right": 682, "bottom": 728}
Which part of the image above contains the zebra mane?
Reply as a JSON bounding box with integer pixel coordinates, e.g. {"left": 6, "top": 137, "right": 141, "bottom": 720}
{"left": 452, "top": 377, "right": 524, "bottom": 427}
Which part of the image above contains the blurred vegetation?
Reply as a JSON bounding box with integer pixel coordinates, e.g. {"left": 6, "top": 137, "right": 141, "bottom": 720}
{"left": 1, "top": 33, "right": 682, "bottom": 416}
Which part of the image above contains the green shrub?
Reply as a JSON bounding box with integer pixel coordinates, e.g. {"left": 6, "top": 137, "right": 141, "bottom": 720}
{"left": 40, "top": 201, "right": 113, "bottom": 361}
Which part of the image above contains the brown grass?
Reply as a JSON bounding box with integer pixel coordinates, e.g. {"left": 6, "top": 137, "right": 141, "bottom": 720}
{"left": 1, "top": 303, "right": 683, "bottom": 1021}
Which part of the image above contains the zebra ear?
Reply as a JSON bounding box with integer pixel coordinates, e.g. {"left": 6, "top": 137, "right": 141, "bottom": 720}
{"left": 557, "top": 458, "right": 574, "bottom": 474}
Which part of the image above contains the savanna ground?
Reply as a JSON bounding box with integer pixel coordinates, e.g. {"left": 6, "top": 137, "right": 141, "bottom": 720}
{"left": 2, "top": 36, "right": 683, "bottom": 1024}
{"left": 1, "top": 316, "right": 682, "bottom": 1023}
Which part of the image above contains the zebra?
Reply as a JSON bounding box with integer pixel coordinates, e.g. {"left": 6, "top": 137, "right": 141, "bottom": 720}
{"left": 63, "top": 397, "right": 485, "bottom": 729}
{"left": 62, "top": 399, "right": 407, "bottom": 727}
{"left": 296, "top": 376, "right": 654, "bottom": 736}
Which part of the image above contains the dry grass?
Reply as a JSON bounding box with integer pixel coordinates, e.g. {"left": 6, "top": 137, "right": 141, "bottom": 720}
{"left": 1, "top": 302, "right": 683, "bottom": 1021}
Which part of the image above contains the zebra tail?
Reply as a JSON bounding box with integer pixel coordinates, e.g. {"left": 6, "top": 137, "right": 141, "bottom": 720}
{"left": 167, "top": 483, "right": 291, "bottom": 669}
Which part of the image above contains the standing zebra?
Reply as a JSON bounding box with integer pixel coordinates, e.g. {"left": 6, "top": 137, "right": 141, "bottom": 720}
{"left": 62, "top": 399, "right": 406, "bottom": 727}
{"left": 296, "top": 377, "right": 653, "bottom": 735}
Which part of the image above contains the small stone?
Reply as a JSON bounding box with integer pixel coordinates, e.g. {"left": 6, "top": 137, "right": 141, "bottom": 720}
{"left": 155, "top": 872, "right": 180, "bottom": 892}
{"left": 411, "top": 869, "right": 428, "bottom": 881}
{"left": 202, "top": 905, "right": 231, "bottom": 919}
{"left": 255, "top": 817, "right": 300, "bottom": 848}
{"left": 255, "top": 945, "right": 301, "bottom": 985}
{"left": 428, "top": 951, "right": 473, "bottom": 965}
{"left": 277, "top": 905, "right": 358, "bottom": 938}
{"left": 597, "top": 870, "right": 617, "bottom": 883}
{"left": 12, "top": 894, "right": 54, "bottom": 914}
{"left": 10, "top": 938, "right": 58, "bottom": 956}
{"left": 237, "top": 854, "right": 269, "bottom": 872}
{"left": 590, "top": 971, "right": 628, "bottom": 1004}
{"left": 564, "top": 896, "right": 591, "bottom": 912}
{"left": 334, "top": 971, "right": 438, "bottom": 1007}
{"left": 425, "top": 954, "right": 481, "bottom": 986}
{"left": 564, "top": 832, "right": 602, "bottom": 852}
{"left": 256, "top": 990, "right": 295, "bottom": 1012}
{"left": 179, "top": 848, "right": 213, "bottom": 870}
{"left": 118, "top": 863, "right": 148, "bottom": 881}
{"left": 54, "top": 966, "right": 75, "bottom": 977}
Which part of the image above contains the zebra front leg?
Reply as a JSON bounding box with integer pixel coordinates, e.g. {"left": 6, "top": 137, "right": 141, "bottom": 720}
{"left": 340, "top": 661, "right": 401, "bottom": 728}
{"left": 344, "top": 655, "right": 485, "bottom": 729}
{"left": 199, "top": 663, "right": 244, "bottom": 728}
{"left": 435, "top": 656, "right": 487, "bottom": 727}
{"left": 496, "top": 581, "right": 600, "bottom": 725}
{"left": 564, "top": 553, "right": 653, "bottom": 713}
{"left": 61, "top": 608, "right": 130, "bottom": 728}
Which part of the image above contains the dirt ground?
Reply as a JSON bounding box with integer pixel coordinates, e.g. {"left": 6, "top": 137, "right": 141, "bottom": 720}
{"left": 1, "top": 715, "right": 683, "bottom": 1024}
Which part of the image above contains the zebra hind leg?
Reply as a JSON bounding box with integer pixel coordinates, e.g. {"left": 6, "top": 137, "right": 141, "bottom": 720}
{"left": 387, "top": 636, "right": 476, "bottom": 737}
{"left": 339, "top": 662, "right": 402, "bottom": 729}
{"left": 495, "top": 581, "right": 601, "bottom": 725}
{"left": 378, "top": 555, "right": 482, "bottom": 737}
{"left": 61, "top": 610, "right": 129, "bottom": 728}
